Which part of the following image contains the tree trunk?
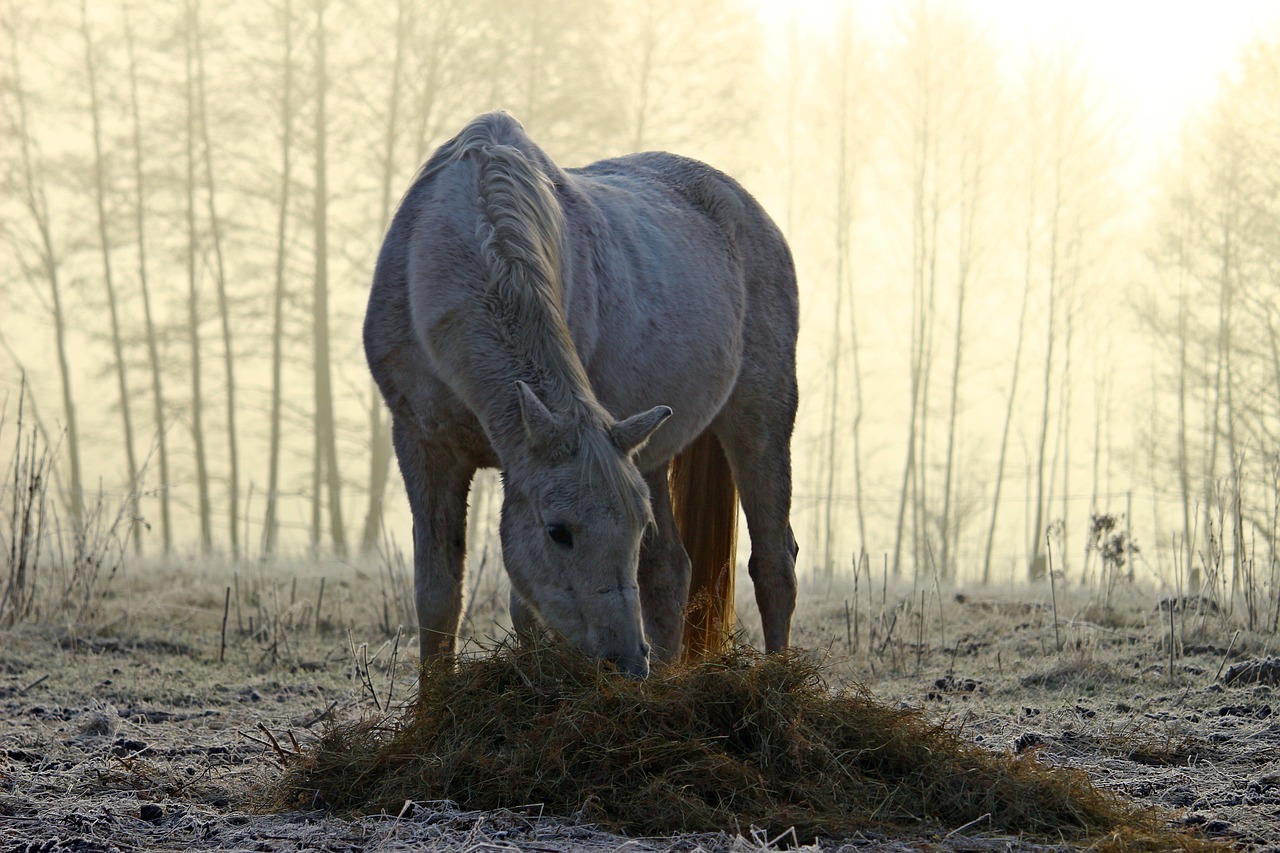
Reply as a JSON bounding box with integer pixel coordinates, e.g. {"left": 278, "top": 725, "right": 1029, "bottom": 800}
{"left": 981, "top": 172, "right": 1035, "bottom": 584}
{"left": 1087, "top": 363, "right": 1104, "bottom": 585}
{"left": 1204, "top": 137, "right": 1242, "bottom": 594}
{"left": 838, "top": 10, "right": 867, "bottom": 556}
{"left": 80, "top": 0, "right": 141, "bottom": 552}
{"left": 784, "top": 8, "right": 798, "bottom": 235}
{"left": 312, "top": 0, "right": 346, "bottom": 556}
{"left": 410, "top": 0, "right": 451, "bottom": 166}
{"left": 263, "top": 0, "right": 295, "bottom": 558}
{"left": 940, "top": 144, "right": 980, "bottom": 579}
{"left": 1058, "top": 274, "right": 1074, "bottom": 578}
{"left": 7, "top": 16, "right": 85, "bottom": 527}
{"left": 192, "top": 0, "right": 241, "bottom": 558}
{"left": 1028, "top": 159, "right": 1062, "bottom": 582}
{"left": 360, "top": 0, "right": 410, "bottom": 555}
{"left": 891, "top": 59, "right": 933, "bottom": 578}
{"left": 915, "top": 172, "right": 940, "bottom": 574}
{"left": 185, "top": 0, "right": 213, "bottom": 553}
{"left": 821, "top": 45, "right": 849, "bottom": 574}
{"left": 1175, "top": 186, "right": 1195, "bottom": 588}
{"left": 122, "top": 0, "right": 172, "bottom": 554}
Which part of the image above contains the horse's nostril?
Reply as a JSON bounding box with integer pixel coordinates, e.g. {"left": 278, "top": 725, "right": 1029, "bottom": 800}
{"left": 640, "top": 641, "right": 652, "bottom": 659}
{"left": 605, "top": 650, "right": 649, "bottom": 679}
{"left": 624, "top": 657, "right": 650, "bottom": 679}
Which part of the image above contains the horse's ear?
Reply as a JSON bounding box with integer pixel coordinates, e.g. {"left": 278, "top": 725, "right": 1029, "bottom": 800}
{"left": 515, "top": 381, "right": 563, "bottom": 454}
{"left": 612, "top": 405, "right": 672, "bottom": 455}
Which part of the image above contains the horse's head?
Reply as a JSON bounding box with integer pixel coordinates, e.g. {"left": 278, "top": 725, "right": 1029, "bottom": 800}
{"left": 500, "top": 381, "right": 671, "bottom": 678}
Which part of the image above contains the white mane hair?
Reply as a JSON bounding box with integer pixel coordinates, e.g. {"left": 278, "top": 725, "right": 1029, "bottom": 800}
{"left": 442, "top": 114, "right": 652, "bottom": 529}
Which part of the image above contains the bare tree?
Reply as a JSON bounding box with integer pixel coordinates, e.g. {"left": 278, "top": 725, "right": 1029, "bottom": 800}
{"left": 888, "top": 2, "right": 987, "bottom": 577}
{"left": 469, "top": 0, "right": 623, "bottom": 161}
{"left": 78, "top": 0, "right": 141, "bottom": 550}
{"left": 122, "top": 0, "right": 172, "bottom": 554}
{"left": 838, "top": 9, "right": 868, "bottom": 562}
{"left": 1143, "top": 44, "right": 1280, "bottom": 596}
{"left": 184, "top": 0, "right": 213, "bottom": 553}
{"left": 981, "top": 167, "right": 1036, "bottom": 583}
{"left": 359, "top": 0, "right": 410, "bottom": 555}
{"left": 818, "top": 6, "right": 869, "bottom": 571}
{"left": 262, "top": 0, "right": 296, "bottom": 558}
{"left": 408, "top": 0, "right": 464, "bottom": 166}
{"left": 1023, "top": 53, "right": 1109, "bottom": 582}
{"left": 310, "top": 0, "right": 346, "bottom": 556}
{"left": 5, "top": 13, "right": 85, "bottom": 526}
{"left": 192, "top": 0, "right": 241, "bottom": 557}
{"left": 820, "top": 67, "right": 850, "bottom": 575}
{"left": 889, "top": 1, "right": 940, "bottom": 578}
{"left": 1026, "top": 86, "right": 1065, "bottom": 582}
{"left": 615, "top": 0, "right": 760, "bottom": 157}
{"left": 938, "top": 112, "right": 985, "bottom": 579}
{"left": 1162, "top": 130, "right": 1206, "bottom": 590}
{"left": 1204, "top": 107, "right": 1246, "bottom": 590}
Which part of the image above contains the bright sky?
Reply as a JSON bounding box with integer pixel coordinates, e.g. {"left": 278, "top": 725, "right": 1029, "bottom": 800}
{"left": 759, "top": 0, "right": 1280, "bottom": 182}
{"left": 959, "top": 1, "right": 1280, "bottom": 161}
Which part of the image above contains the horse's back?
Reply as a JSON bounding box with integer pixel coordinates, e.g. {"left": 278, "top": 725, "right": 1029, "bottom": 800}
{"left": 614, "top": 154, "right": 798, "bottom": 395}
{"left": 564, "top": 152, "right": 797, "bottom": 462}
{"left": 574, "top": 151, "right": 797, "bottom": 370}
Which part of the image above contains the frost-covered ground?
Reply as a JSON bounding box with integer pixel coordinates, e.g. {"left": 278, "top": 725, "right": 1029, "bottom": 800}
{"left": 2, "top": 562, "right": 1277, "bottom": 851}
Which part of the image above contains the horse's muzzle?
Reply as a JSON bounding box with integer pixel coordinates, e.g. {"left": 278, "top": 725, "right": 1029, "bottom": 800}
{"left": 608, "top": 641, "right": 651, "bottom": 679}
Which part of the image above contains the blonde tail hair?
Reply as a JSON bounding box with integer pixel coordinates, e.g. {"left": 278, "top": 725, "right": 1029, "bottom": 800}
{"left": 671, "top": 429, "right": 738, "bottom": 659}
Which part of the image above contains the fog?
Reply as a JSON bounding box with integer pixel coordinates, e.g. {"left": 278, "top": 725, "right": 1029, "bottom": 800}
{"left": 4, "top": 0, "right": 1280, "bottom": 597}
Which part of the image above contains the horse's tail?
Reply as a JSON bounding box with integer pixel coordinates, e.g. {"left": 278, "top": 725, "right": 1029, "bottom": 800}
{"left": 671, "top": 429, "right": 738, "bottom": 660}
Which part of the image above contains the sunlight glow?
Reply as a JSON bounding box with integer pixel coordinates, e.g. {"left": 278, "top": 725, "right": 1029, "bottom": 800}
{"left": 755, "top": 1, "right": 1280, "bottom": 171}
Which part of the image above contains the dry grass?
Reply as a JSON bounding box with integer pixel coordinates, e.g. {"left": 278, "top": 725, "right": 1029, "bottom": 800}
{"left": 2, "top": 377, "right": 138, "bottom": 632}
{"left": 1019, "top": 654, "right": 1132, "bottom": 690}
{"left": 276, "top": 638, "right": 1219, "bottom": 850}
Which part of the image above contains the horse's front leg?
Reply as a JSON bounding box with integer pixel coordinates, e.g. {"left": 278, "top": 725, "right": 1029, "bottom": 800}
{"left": 391, "top": 416, "right": 475, "bottom": 660}
{"left": 638, "top": 464, "right": 692, "bottom": 665}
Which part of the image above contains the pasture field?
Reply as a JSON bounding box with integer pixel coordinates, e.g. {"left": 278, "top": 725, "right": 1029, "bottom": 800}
{"left": 1, "top": 558, "right": 1278, "bottom": 851}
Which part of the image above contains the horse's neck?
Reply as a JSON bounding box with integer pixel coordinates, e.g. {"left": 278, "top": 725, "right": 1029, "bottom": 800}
{"left": 470, "top": 289, "right": 602, "bottom": 464}
{"left": 443, "top": 125, "right": 603, "bottom": 463}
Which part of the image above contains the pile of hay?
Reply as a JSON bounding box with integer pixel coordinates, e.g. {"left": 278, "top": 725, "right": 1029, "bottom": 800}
{"left": 277, "top": 641, "right": 1209, "bottom": 848}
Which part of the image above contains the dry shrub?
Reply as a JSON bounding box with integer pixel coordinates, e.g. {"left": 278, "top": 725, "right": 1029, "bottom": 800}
{"left": 2, "top": 378, "right": 134, "bottom": 631}
{"left": 278, "top": 640, "right": 1214, "bottom": 849}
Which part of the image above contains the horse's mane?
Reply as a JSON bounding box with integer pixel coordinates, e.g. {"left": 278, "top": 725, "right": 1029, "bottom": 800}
{"left": 425, "top": 113, "right": 652, "bottom": 528}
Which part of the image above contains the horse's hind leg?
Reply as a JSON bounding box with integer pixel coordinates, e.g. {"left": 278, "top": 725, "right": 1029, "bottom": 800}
{"left": 637, "top": 464, "right": 692, "bottom": 665}
{"left": 391, "top": 414, "right": 475, "bottom": 659}
{"left": 715, "top": 396, "right": 798, "bottom": 653}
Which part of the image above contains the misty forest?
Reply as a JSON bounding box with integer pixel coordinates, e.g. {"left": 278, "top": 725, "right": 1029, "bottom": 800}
{"left": 3, "top": 0, "right": 1280, "bottom": 620}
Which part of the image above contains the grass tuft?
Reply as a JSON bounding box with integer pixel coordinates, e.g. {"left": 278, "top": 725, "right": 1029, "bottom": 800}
{"left": 276, "top": 638, "right": 1217, "bottom": 849}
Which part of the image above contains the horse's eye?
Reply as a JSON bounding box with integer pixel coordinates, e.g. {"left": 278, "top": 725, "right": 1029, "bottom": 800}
{"left": 546, "top": 524, "right": 574, "bottom": 549}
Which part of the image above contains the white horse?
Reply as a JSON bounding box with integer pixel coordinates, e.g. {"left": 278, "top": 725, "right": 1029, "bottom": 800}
{"left": 364, "top": 112, "right": 798, "bottom": 678}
